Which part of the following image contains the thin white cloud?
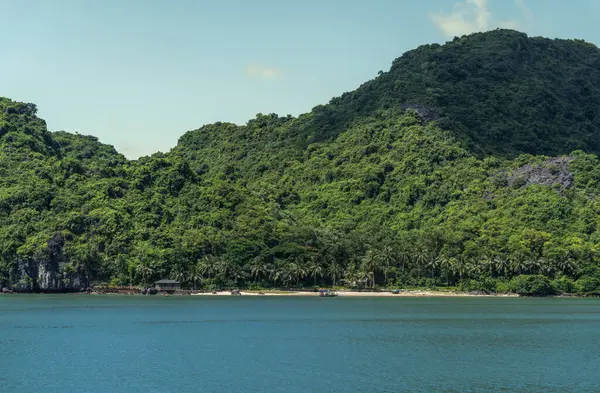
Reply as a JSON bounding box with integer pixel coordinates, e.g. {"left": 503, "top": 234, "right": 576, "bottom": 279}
{"left": 514, "top": 0, "right": 534, "bottom": 25}
{"left": 429, "top": 0, "right": 520, "bottom": 38}
{"left": 245, "top": 63, "right": 282, "bottom": 80}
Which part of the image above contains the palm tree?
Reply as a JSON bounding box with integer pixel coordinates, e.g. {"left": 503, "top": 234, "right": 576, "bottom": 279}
{"left": 379, "top": 245, "right": 396, "bottom": 286}
{"left": 467, "top": 259, "right": 481, "bottom": 279}
{"left": 135, "top": 259, "right": 155, "bottom": 286}
{"left": 274, "top": 263, "right": 293, "bottom": 287}
{"left": 289, "top": 260, "right": 307, "bottom": 287}
{"left": 540, "top": 261, "right": 554, "bottom": 277}
{"left": 199, "top": 255, "right": 218, "bottom": 280}
{"left": 530, "top": 256, "right": 546, "bottom": 275}
{"left": 452, "top": 255, "right": 469, "bottom": 282}
{"left": 510, "top": 252, "right": 528, "bottom": 275}
{"left": 228, "top": 264, "right": 245, "bottom": 285}
{"left": 438, "top": 255, "right": 452, "bottom": 286}
{"left": 361, "top": 250, "right": 379, "bottom": 288}
{"left": 415, "top": 248, "right": 428, "bottom": 282}
{"left": 554, "top": 254, "right": 575, "bottom": 276}
{"left": 327, "top": 260, "right": 344, "bottom": 287}
{"left": 343, "top": 264, "right": 360, "bottom": 288}
{"left": 307, "top": 256, "right": 324, "bottom": 287}
{"left": 480, "top": 255, "right": 494, "bottom": 277}
{"left": 493, "top": 256, "right": 510, "bottom": 277}
{"left": 425, "top": 252, "right": 439, "bottom": 278}
{"left": 217, "top": 257, "right": 234, "bottom": 281}
{"left": 398, "top": 246, "right": 410, "bottom": 274}
{"left": 357, "top": 267, "right": 371, "bottom": 288}
{"left": 170, "top": 264, "right": 186, "bottom": 285}
{"left": 190, "top": 261, "right": 203, "bottom": 290}
{"left": 246, "top": 256, "right": 270, "bottom": 282}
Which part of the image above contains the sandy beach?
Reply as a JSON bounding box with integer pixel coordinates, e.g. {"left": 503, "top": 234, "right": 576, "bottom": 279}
{"left": 3, "top": 287, "right": 518, "bottom": 296}
{"left": 191, "top": 290, "right": 519, "bottom": 297}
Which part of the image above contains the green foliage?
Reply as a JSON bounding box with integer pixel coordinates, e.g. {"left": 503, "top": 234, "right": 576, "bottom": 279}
{"left": 507, "top": 275, "right": 556, "bottom": 296}
{"left": 3, "top": 31, "right": 600, "bottom": 295}
{"left": 321, "top": 30, "right": 600, "bottom": 158}
{"left": 462, "top": 278, "right": 498, "bottom": 293}
{"left": 574, "top": 277, "right": 600, "bottom": 294}
{"left": 552, "top": 276, "right": 576, "bottom": 294}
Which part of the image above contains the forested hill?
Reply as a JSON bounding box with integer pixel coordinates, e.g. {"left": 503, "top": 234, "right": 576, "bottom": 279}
{"left": 3, "top": 30, "right": 600, "bottom": 296}
{"left": 300, "top": 29, "right": 600, "bottom": 158}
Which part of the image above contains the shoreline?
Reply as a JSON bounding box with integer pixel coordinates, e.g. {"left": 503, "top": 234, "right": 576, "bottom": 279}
{"left": 3, "top": 287, "right": 594, "bottom": 297}
{"left": 0, "top": 289, "right": 518, "bottom": 297}
{"left": 190, "top": 290, "right": 520, "bottom": 297}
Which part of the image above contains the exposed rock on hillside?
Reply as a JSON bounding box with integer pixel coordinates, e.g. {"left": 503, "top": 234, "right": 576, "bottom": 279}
{"left": 508, "top": 157, "right": 573, "bottom": 189}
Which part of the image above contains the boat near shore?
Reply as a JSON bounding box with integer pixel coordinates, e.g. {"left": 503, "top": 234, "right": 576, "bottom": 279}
{"left": 319, "top": 289, "right": 338, "bottom": 297}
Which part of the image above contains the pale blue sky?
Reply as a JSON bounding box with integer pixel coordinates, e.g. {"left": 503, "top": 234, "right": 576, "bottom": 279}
{"left": 1, "top": 0, "right": 598, "bottom": 158}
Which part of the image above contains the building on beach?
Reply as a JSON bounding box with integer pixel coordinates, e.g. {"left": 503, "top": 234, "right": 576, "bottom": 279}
{"left": 154, "top": 279, "right": 181, "bottom": 291}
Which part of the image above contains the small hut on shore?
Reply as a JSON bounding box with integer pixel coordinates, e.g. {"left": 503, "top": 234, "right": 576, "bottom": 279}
{"left": 154, "top": 279, "right": 181, "bottom": 291}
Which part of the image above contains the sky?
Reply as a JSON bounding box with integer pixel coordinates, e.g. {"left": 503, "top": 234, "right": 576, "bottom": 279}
{"left": 1, "top": 0, "right": 599, "bottom": 158}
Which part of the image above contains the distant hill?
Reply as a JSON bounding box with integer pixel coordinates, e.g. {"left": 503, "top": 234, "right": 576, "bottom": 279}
{"left": 2, "top": 30, "right": 600, "bottom": 296}
{"left": 302, "top": 29, "right": 600, "bottom": 157}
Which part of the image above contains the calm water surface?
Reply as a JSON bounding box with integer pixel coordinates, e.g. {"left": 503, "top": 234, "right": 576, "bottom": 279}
{"left": 1, "top": 295, "right": 599, "bottom": 392}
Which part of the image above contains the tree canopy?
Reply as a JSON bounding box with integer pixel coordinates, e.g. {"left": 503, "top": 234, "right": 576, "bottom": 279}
{"left": 3, "top": 30, "right": 600, "bottom": 295}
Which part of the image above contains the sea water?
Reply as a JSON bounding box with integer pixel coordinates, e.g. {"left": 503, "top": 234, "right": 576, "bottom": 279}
{"left": 1, "top": 295, "right": 599, "bottom": 392}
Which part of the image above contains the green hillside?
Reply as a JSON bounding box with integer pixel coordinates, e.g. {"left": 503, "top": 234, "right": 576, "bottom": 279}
{"left": 2, "top": 30, "right": 600, "bottom": 295}
{"left": 310, "top": 29, "right": 600, "bottom": 157}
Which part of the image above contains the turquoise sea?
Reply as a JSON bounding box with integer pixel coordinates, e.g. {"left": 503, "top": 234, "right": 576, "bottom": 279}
{"left": 1, "top": 295, "right": 599, "bottom": 392}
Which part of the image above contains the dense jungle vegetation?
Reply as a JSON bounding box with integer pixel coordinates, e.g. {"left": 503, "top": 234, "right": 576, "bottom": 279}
{"left": 3, "top": 29, "right": 600, "bottom": 295}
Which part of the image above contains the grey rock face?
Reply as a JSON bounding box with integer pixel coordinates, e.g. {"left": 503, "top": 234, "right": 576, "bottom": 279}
{"left": 13, "top": 261, "right": 88, "bottom": 293}
{"left": 508, "top": 156, "right": 573, "bottom": 189}
{"left": 12, "top": 232, "right": 89, "bottom": 292}
{"left": 401, "top": 104, "right": 439, "bottom": 123}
